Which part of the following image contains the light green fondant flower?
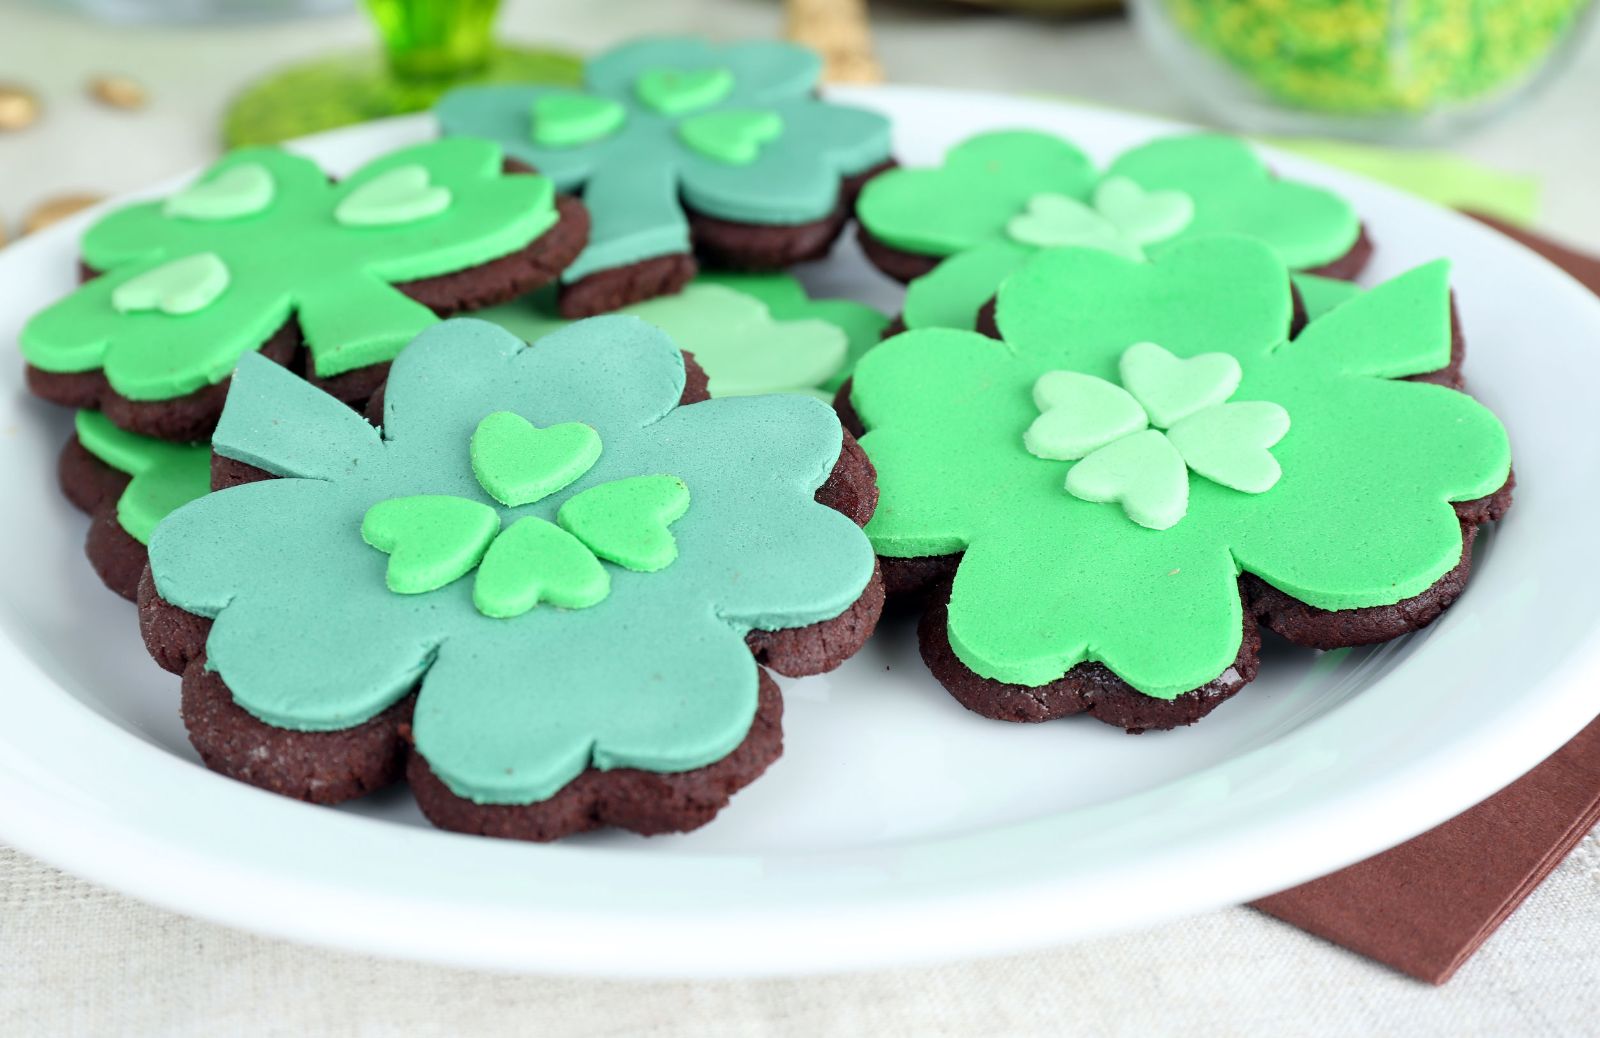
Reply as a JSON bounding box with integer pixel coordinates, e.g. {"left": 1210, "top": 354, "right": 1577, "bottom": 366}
{"left": 148, "top": 317, "right": 874, "bottom": 804}
{"left": 22, "top": 139, "right": 557, "bottom": 402}
{"left": 851, "top": 237, "right": 1509, "bottom": 698}
{"left": 477, "top": 276, "right": 885, "bottom": 399}
{"left": 436, "top": 37, "right": 891, "bottom": 283}
{"left": 858, "top": 131, "right": 1362, "bottom": 331}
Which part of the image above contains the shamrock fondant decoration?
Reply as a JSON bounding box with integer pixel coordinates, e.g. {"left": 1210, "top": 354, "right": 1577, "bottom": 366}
{"left": 478, "top": 276, "right": 886, "bottom": 399}
{"left": 21, "top": 138, "right": 567, "bottom": 438}
{"left": 361, "top": 408, "right": 692, "bottom": 618}
{"left": 72, "top": 410, "right": 211, "bottom": 546}
{"left": 857, "top": 131, "right": 1364, "bottom": 332}
{"left": 436, "top": 37, "right": 891, "bottom": 311}
{"left": 851, "top": 237, "right": 1509, "bottom": 712}
{"left": 149, "top": 317, "right": 874, "bottom": 821}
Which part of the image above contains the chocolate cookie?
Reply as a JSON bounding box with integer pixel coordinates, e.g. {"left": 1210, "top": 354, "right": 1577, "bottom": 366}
{"left": 435, "top": 37, "right": 893, "bottom": 316}
{"left": 848, "top": 236, "right": 1512, "bottom": 732}
{"left": 22, "top": 139, "right": 589, "bottom": 442}
{"left": 139, "top": 316, "right": 881, "bottom": 839}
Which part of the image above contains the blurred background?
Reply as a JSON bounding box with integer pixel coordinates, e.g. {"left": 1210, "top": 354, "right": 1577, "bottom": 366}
{"left": 1, "top": 0, "right": 1595, "bottom": 248}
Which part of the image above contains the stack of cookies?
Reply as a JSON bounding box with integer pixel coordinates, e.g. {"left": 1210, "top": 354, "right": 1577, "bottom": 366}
{"left": 18, "top": 37, "right": 1511, "bottom": 841}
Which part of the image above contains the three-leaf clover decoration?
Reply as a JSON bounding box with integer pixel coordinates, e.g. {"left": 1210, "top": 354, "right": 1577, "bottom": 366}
{"left": 1026, "top": 342, "right": 1290, "bottom": 530}
{"left": 436, "top": 37, "right": 892, "bottom": 288}
{"left": 857, "top": 131, "right": 1362, "bottom": 332}
{"left": 362, "top": 410, "right": 691, "bottom": 618}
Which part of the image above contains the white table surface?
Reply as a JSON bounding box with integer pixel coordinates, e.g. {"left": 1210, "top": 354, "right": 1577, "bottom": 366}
{"left": 3, "top": 1, "right": 1599, "bottom": 1032}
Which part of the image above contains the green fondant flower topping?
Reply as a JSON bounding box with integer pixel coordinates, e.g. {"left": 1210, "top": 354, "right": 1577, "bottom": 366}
{"left": 21, "top": 139, "right": 557, "bottom": 402}
{"left": 74, "top": 410, "right": 211, "bottom": 545}
{"left": 859, "top": 131, "right": 1362, "bottom": 332}
{"left": 851, "top": 239, "right": 1509, "bottom": 698}
{"left": 150, "top": 318, "right": 874, "bottom": 804}
{"left": 436, "top": 38, "right": 891, "bottom": 284}
{"left": 1029, "top": 342, "right": 1287, "bottom": 531}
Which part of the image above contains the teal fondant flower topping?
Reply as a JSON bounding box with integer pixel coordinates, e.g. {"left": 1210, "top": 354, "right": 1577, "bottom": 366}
{"left": 147, "top": 317, "right": 874, "bottom": 804}
{"left": 850, "top": 238, "right": 1509, "bottom": 698}
{"left": 436, "top": 37, "right": 891, "bottom": 283}
{"left": 858, "top": 131, "right": 1362, "bottom": 332}
{"left": 360, "top": 410, "right": 691, "bottom": 617}
{"left": 21, "top": 139, "right": 558, "bottom": 402}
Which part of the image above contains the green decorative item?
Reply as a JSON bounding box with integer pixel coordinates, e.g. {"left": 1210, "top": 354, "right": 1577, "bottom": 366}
{"left": 850, "top": 238, "right": 1510, "bottom": 697}
{"left": 634, "top": 66, "right": 735, "bottom": 115}
{"left": 1144, "top": 0, "right": 1592, "bottom": 130}
{"left": 361, "top": 494, "right": 500, "bottom": 594}
{"left": 22, "top": 139, "right": 556, "bottom": 404}
{"left": 530, "top": 93, "right": 627, "bottom": 148}
{"left": 152, "top": 317, "right": 874, "bottom": 804}
{"left": 677, "top": 109, "right": 785, "bottom": 165}
{"left": 73, "top": 411, "right": 211, "bottom": 545}
{"left": 558, "top": 475, "right": 692, "bottom": 572}
{"left": 858, "top": 131, "right": 1362, "bottom": 332}
{"left": 221, "top": 1, "right": 582, "bottom": 148}
{"left": 476, "top": 278, "right": 877, "bottom": 399}
{"left": 1024, "top": 371, "right": 1149, "bottom": 461}
{"left": 164, "top": 165, "right": 276, "bottom": 221}
{"left": 469, "top": 411, "right": 602, "bottom": 507}
{"left": 474, "top": 518, "right": 610, "bottom": 617}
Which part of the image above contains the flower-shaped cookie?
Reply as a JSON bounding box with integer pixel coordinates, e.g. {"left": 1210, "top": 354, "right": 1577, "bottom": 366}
{"left": 850, "top": 237, "right": 1510, "bottom": 727}
{"left": 857, "top": 132, "right": 1366, "bottom": 332}
{"left": 478, "top": 274, "right": 886, "bottom": 399}
{"left": 144, "top": 317, "right": 879, "bottom": 838}
{"left": 436, "top": 37, "right": 892, "bottom": 314}
{"left": 22, "top": 138, "right": 582, "bottom": 440}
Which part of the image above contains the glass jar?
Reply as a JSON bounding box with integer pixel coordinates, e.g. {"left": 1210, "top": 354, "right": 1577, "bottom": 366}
{"left": 1131, "top": 0, "right": 1596, "bottom": 142}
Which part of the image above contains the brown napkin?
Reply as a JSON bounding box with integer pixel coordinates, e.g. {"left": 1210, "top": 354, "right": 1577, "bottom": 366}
{"left": 1254, "top": 218, "right": 1600, "bottom": 985}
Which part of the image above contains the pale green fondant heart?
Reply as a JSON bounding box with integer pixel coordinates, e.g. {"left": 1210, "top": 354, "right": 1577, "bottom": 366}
{"left": 1093, "top": 176, "right": 1194, "bottom": 247}
{"left": 1118, "top": 341, "right": 1242, "bottom": 428}
{"left": 1167, "top": 400, "right": 1291, "bottom": 494}
{"left": 470, "top": 410, "right": 601, "bottom": 507}
{"left": 164, "top": 164, "right": 276, "bottom": 221}
{"left": 531, "top": 92, "right": 626, "bottom": 148}
{"left": 678, "top": 109, "right": 783, "bottom": 165}
{"left": 558, "top": 474, "right": 690, "bottom": 572}
{"left": 1005, "top": 192, "right": 1140, "bottom": 260}
{"left": 634, "top": 66, "right": 734, "bottom": 115}
{"left": 361, "top": 494, "right": 500, "bottom": 594}
{"left": 335, "top": 165, "right": 452, "bottom": 227}
{"left": 473, "top": 517, "right": 609, "bottom": 617}
{"left": 1024, "top": 370, "right": 1148, "bottom": 461}
{"left": 110, "top": 253, "right": 230, "bottom": 316}
{"left": 1065, "top": 429, "right": 1189, "bottom": 531}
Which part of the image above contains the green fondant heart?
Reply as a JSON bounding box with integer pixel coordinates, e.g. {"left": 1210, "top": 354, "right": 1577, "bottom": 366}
{"left": 635, "top": 66, "right": 733, "bottom": 115}
{"left": 335, "top": 164, "right": 452, "bottom": 227}
{"left": 558, "top": 474, "right": 690, "bottom": 572}
{"left": 1118, "top": 341, "right": 1242, "bottom": 428}
{"left": 1024, "top": 370, "right": 1148, "bottom": 461}
{"left": 164, "top": 164, "right": 276, "bottom": 221}
{"left": 1005, "top": 192, "right": 1139, "bottom": 259}
{"left": 361, "top": 494, "right": 499, "bottom": 594}
{"left": 1065, "top": 429, "right": 1189, "bottom": 531}
{"left": 531, "top": 92, "right": 626, "bottom": 148}
{"left": 473, "top": 517, "right": 609, "bottom": 617}
{"left": 110, "top": 253, "right": 230, "bottom": 316}
{"left": 470, "top": 411, "right": 602, "bottom": 507}
{"left": 1167, "top": 400, "right": 1291, "bottom": 494}
{"left": 678, "top": 109, "right": 783, "bottom": 166}
{"left": 1092, "top": 176, "right": 1194, "bottom": 247}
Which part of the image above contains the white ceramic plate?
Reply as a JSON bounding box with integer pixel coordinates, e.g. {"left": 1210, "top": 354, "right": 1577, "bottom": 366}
{"left": 2, "top": 86, "right": 1598, "bottom": 979}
